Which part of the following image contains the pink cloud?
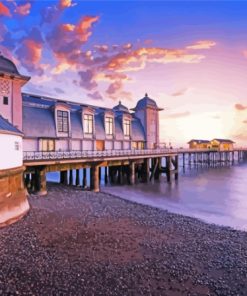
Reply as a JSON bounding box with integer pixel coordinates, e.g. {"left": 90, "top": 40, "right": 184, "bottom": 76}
{"left": 186, "top": 40, "right": 216, "bottom": 50}
{"left": 171, "top": 88, "right": 189, "bottom": 97}
{"left": 235, "top": 103, "right": 247, "bottom": 111}
{"left": 16, "top": 39, "right": 43, "bottom": 75}
{"left": 167, "top": 111, "right": 191, "bottom": 119}
{"left": 106, "top": 47, "right": 205, "bottom": 72}
{"left": 88, "top": 91, "right": 103, "bottom": 100}
{"left": 0, "top": 2, "right": 11, "bottom": 17}
{"left": 15, "top": 2, "right": 31, "bottom": 16}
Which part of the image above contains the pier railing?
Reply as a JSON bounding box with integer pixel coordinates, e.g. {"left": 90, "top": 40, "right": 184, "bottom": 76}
{"left": 23, "top": 148, "right": 175, "bottom": 161}
{"left": 23, "top": 147, "right": 247, "bottom": 162}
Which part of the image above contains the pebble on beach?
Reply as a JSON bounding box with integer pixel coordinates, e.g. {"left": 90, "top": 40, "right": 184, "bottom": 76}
{"left": 0, "top": 183, "right": 247, "bottom": 296}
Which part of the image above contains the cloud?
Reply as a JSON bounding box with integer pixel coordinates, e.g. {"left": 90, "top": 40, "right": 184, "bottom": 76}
{"left": 88, "top": 91, "right": 103, "bottom": 100}
{"left": 235, "top": 103, "right": 247, "bottom": 111}
{"left": 94, "top": 44, "right": 109, "bottom": 53}
{"left": 77, "top": 69, "right": 97, "bottom": 90}
{"left": 167, "top": 111, "right": 191, "bottom": 119}
{"left": 123, "top": 43, "right": 132, "bottom": 50}
{"left": 243, "top": 120, "right": 247, "bottom": 124}
{"left": 106, "top": 47, "right": 205, "bottom": 72}
{"left": 243, "top": 50, "right": 247, "bottom": 58}
{"left": 211, "top": 115, "right": 220, "bottom": 119}
{"left": 47, "top": 16, "right": 99, "bottom": 66}
{"left": 54, "top": 87, "right": 65, "bottom": 94}
{"left": 15, "top": 2, "right": 31, "bottom": 16}
{"left": 15, "top": 39, "right": 43, "bottom": 74}
{"left": 171, "top": 88, "right": 189, "bottom": 97}
{"left": 186, "top": 40, "right": 216, "bottom": 50}
{"left": 106, "top": 79, "right": 132, "bottom": 101}
{"left": 0, "top": 2, "right": 11, "bottom": 17}
{"left": 59, "top": 0, "right": 74, "bottom": 9}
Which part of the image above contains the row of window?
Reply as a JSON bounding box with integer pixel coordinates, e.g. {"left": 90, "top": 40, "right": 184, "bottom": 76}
{"left": 57, "top": 111, "right": 131, "bottom": 136}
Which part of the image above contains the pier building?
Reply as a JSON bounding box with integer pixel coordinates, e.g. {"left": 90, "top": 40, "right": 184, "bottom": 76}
{"left": 0, "top": 54, "right": 247, "bottom": 226}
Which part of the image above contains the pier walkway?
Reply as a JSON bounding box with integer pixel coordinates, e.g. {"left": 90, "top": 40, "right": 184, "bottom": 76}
{"left": 23, "top": 148, "right": 247, "bottom": 196}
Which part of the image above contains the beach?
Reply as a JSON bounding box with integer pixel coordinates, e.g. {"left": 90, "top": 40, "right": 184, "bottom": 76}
{"left": 0, "top": 183, "right": 247, "bottom": 296}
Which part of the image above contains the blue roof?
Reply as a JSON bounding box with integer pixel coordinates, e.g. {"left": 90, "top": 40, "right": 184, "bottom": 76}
{"left": 134, "top": 93, "right": 158, "bottom": 110}
{"left": 22, "top": 92, "right": 146, "bottom": 142}
{"left": 0, "top": 55, "right": 20, "bottom": 75}
{"left": 0, "top": 115, "right": 22, "bottom": 135}
{"left": 131, "top": 118, "right": 145, "bottom": 141}
{"left": 23, "top": 106, "right": 56, "bottom": 138}
{"left": 113, "top": 101, "right": 129, "bottom": 113}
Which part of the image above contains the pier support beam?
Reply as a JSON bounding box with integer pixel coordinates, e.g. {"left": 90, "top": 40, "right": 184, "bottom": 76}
{"left": 36, "top": 168, "right": 47, "bottom": 196}
{"left": 174, "top": 155, "right": 179, "bottom": 180}
{"left": 75, "top": 169, "right": 80, "bottom": 186}
{"left": 91, "top": 165, "right": 100, "bottom": 192}
{"left": 82, "top": 168, "right": 87, "bottom": 188}
{"left": 129, "top": 162, "right": 136, "bottom": 185}
{"left": 69, "top": 170, "right": 73, "bottom": 186}
{"left": 104, "top": 167, "right": 108, "bottom": 184}
{"left": 142, "top": 158, "right": 150, "bottom": 183}
{"left": 166, "top": 156, "right": 171, "bottom": 183}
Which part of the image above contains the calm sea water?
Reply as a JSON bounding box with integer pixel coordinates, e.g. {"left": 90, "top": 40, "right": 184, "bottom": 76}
{"left": 47, "top": 160, "right": 247, "bottom": 231}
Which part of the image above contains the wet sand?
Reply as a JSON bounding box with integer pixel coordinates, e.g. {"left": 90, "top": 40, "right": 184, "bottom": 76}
{"left": 0, "top": 183, "right": 247, "bottom": 295}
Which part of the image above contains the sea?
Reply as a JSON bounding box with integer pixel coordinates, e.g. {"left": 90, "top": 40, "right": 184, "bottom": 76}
{"left": 47, "top": 156, "right": 247, "bottom": 231}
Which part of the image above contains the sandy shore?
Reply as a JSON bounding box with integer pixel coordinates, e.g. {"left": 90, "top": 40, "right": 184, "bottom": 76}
{"left": 0, "top": 183, "right": 247, "bottom": 296}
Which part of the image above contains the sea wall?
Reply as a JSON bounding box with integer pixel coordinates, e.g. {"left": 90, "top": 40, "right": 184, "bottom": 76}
{"left": 0, "top": 166, "right": 29, "bottom": 227}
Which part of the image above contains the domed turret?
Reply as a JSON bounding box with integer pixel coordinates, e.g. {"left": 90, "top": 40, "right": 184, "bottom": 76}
{"left": 113, "top": 101, "right": 129, "bottom": 113}
{"left": 131, "top": 93, "right": 163, "bottom": 149}
{"left": 134, "top": 93, "right": 158, "bottom": 110}
{"left": 0, "top": 54, "right": 20, "bottom": 75}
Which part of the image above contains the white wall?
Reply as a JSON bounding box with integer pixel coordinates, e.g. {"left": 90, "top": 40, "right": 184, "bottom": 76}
{"left": 56, "top": 139, "right": 69, "bottom": 151}
{"left": 83, "top": 140, "right": 93, "bottom": 151}
{"left": 72, "top": 140, "right": 81, "bottom": 151}
{"left": 0, "top": 133, "right": 22, "bottom": 170}
{"left": 105, "top": 141, "right": 113, "bottom": 150}
{"left": 23, "top": 139, "right": 38, "bottom": 151}
{"left": 114, "top": 141, "right": 122, "bottom": 150}
{"left": 123, "top": 141, "right": 130, "bottom": 150}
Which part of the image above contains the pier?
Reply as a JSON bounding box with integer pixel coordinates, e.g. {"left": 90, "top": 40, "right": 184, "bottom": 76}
{"left": 23, "top": 148, "right": 247, "bottom": 195}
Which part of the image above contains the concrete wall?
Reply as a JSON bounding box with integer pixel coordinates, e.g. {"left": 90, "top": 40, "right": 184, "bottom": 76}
{"left": 0, "top": 133, "right": 22, "bottom": 170}
{"left": 0, "top": 166, "right": 29, "bottom": 227}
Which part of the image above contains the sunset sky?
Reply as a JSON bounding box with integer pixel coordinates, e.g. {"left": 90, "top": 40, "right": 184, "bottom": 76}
{"left": 0, "top": 0, "right": 247, "bottom": 146}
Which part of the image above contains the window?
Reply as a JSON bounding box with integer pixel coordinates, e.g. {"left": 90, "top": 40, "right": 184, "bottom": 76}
{"left": 57, "top": 110, "right": 69, "bottom": 133}
{"left": 84, "top": 114, "right": 93, "bottom": 134}
{"left": 14, "top": 141, "right": 20, "bottom": 151}
{"left": 105, "top": 117, "right": 113, "bottom": 135}
{"left": 41, "top": 139, "right": 55, "bottom": 151}
{"left": 123, "top": 119, "right": 131, "bottom": 137}
{"left": 3, "top": 96, "right": 8, "bottom": 105}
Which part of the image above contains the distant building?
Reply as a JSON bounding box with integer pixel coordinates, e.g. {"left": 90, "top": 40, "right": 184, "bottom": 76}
{"left": 210, "top": 139, "right": 234, "bottom": 151}
{"left": 188, "top": 139, "right": 235, "bottom": 150}
{"left": 188, "top": 139, "right": 211, "bottom": 149}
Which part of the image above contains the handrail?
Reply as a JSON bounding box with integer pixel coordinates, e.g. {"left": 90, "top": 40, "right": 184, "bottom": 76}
{"left": 23, "top": 147, "right": 247, "bottom": 162}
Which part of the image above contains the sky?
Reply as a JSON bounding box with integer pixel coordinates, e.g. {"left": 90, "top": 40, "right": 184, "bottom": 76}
{"left": 0, "top": 0, "right": 247, "bottom": 146}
